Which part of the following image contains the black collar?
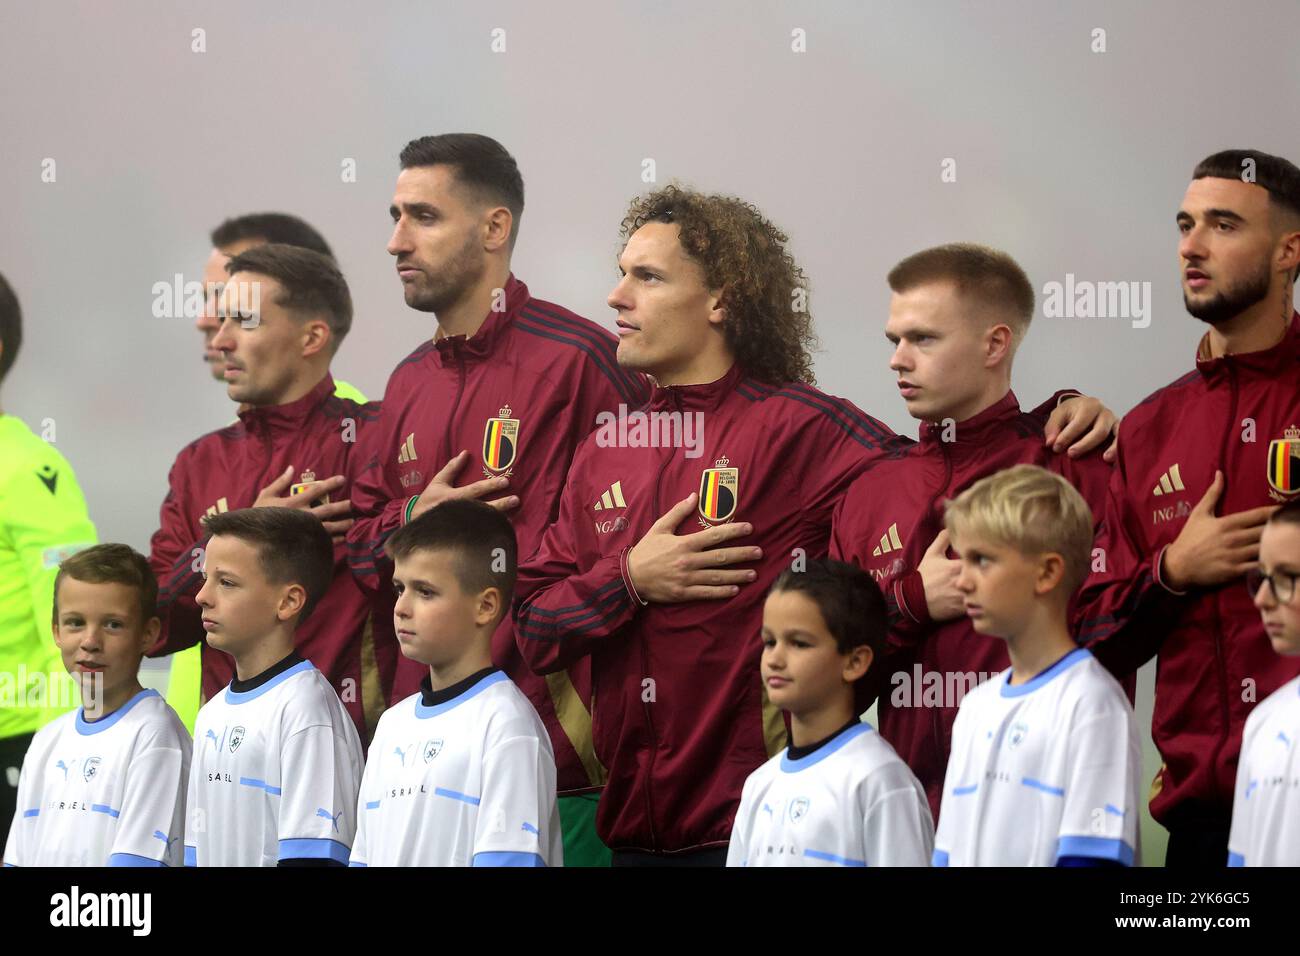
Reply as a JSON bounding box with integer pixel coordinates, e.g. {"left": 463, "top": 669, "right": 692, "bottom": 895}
{"left": 786, "top": 717, "right": 861, "bottom": 761}
{"left": 419, "top": 667, "right": 499, "bottom": 707}
{"left": 230, "top": 650, "right": 305, "bottom": 694}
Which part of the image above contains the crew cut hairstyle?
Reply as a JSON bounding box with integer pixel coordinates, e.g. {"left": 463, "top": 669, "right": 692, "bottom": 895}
{"left": 53, "top": 544, "right": 159, "bottom": 624}
{"left": 399, "top": 133, "right": 525, "bottom": 249}
{"left": 225, "top": 243, "right": 353, "bottom": 351}
{"left": 887, "top": 243, "right": 1035, "bottom": 344}
{"left": 201, "top": 507, "right": 335, "bottom": 621}
{"left": 385, "top": 499, "right": 518, "bottom": 612}
{"left": 210, "top": 212, "right": 334, "bottom": 260}
{"left": 1193, "top": 149, "right": 1300, "bottom": 280}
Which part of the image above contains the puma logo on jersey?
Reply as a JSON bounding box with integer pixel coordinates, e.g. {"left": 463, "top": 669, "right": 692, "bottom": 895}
{"left": 316, "top": 807, "right": 343, "bottom": 832}
{"left": 872, "top": 523, "right": 903, "bottom": 556}
{"left": 592, "top": 480, "right": 627, "bottom": 512}
{"left": 1152, "top": 463, "right": 1186, "bottom": 496}
{"left": 153, "top": 830, "right": 181, "bottom": 850}
{"left": 55, "top": 759, "right": 71, "bottom": 780}
{"left": 397, "top": 433, "right": 418, "bottom": 464}
{"left": 204, "top": 497, "right": 229, "bottom": 518}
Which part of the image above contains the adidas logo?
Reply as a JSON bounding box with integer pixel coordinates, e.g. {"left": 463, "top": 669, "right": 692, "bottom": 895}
{"left": 872, "top": 522, "right": 903, "bottom": 556}
{"left": 593, "top": 480, "right": 627, "bottom": 512}
{"left": 1152, "top": 463, "right": 1185, "bottom": 496}
{"left": 204, "top": 497, "right": 229, "bottom": 518}
{"left": 397, "top": 433, "right": 418, "bottom": 464}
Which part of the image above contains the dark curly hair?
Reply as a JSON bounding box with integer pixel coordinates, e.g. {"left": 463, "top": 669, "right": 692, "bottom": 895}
{"left": 620, "top": 184, "right": 818, "bottom": 386}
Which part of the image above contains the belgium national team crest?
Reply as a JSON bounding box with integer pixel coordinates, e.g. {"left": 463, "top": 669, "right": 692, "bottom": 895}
{"left": 698, "top": 457, "right": 740, "bottom": 528}
{"left": 1267, "top": 425, "right": 1300, "bottom": 501}
{"left": 483, "top": 405, "right": 520, "bottom": 478}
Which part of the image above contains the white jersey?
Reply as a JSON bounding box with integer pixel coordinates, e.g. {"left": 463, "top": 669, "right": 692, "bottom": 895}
{"left": 726, "top": 722, "right": 934, "bottom": 867}
{"left": 1228, "top": 674, "right": 1300, "bottom": 866}
{"left": 185, "top": 658, "right": 363, "bottom": 867}
{"left": 4, "top": 689, "right": 189, "bottom": 867}
{"left": 933, "top": 648, "right": 1140, "bottom": 867}
{"left": 350, "top": 670, "right": 562, "bottom": 867}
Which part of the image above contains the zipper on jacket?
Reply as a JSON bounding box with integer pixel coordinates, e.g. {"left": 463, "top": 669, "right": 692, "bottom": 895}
{"left": 1207, "top": 364, "right": 1238, "bottom": 790}
{"left": 639, "top": 389, "right": 682, "bottom": 851}
{"left": 927, "top": 439, "right": 955, "bottom": 765}
{"left": 442, "top": 341, "right": 467, "bottom": 466}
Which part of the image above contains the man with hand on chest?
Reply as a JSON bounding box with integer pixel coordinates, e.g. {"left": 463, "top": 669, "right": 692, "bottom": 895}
{"left": 148, "top": 244, "right": 382, "bottom": 746}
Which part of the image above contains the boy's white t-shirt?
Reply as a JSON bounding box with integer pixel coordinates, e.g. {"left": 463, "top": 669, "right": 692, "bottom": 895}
{"left": 350, "top": 669, "right": 562, "bottom": 867}
{"left": 185, "top": 657, "right": 363, "bottom": 867}
{"left": 932, "top": 647, "right": 1141, "bottom": 867}
{"left": 1228, "top": 674, "right": 1300, "bottom": 866}
{"left": 727, "top": 721, "right": 934, "bottom": 867}
{"left": 4, "top": 688, "right": 190, "bottom": 867}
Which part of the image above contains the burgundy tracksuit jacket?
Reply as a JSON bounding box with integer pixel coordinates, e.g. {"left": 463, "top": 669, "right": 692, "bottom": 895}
{"left": 1078, "top": 313, "right": 1300, "bottom": 834}
{"left": 346, "top": 274, "right": 650, "bottom": 795}
{"left": 514, "top": 364, "right": 914, "bottom": 853}
{"left": 147, "top": 374, "right": 383, "bottom": 743}
{"left": 829, "top": 390, "right": 1113, "bottom": 820}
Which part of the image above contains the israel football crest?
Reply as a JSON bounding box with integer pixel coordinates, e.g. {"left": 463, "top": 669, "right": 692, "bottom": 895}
{"left": 789, "top": 797, "right": 810, "bottom": 822}
{"left": 229, "top": 726, "right": 245, "bottom": 753}
{"left": 698, "top": 457, "right": 739, "bottom": 527}
{"left": 1267, "top": 426, "right": 1300, "bottom": 501}
{"left": 83, "top": 757, "right": 101, "bottom": 782}
{"left": 423, "top": 738, "right": 444, "bottom": 763}
{"left": 483, "top": 405, "right": 520, "bottom": 477}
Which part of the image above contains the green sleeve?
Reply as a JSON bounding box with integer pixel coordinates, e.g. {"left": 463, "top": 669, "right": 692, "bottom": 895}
{"left": 0, "top": 437, "right": 97, "bottom": 738}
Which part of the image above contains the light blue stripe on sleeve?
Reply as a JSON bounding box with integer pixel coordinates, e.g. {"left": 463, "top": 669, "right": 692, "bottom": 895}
{"left": 803, "top": 848, "right": 867, "bottom": 867}
{"left": 91, "top": 804, "right": 121, "bottom": 818}
{"left": 365, "top": 800, "right": 381, "bottom": 810}
{"left": 239, "top": 777, "right": 282, "bottom": 796}
{"left": 184, "top": 845, "right": 197, "bottom": 867}
{"left": 932, "top": 848, "right": 950, "bottom": 867}
{"left": 472, "top": 851, "right": 546, "bottom": 867}
{"left": 434, "top": 787, "right": 481, "bottom": 806}
{"left": 109, "top": 853, "right": 165, "bottom": 867}
{"left": 278, "top": 838, "right": 351, "bottom": 864}
{"left": 1020, "top": 777, "right": 1065, "bottom": 797}
{"left": 1227, "top": 851, "right": 1245, "bottom": 867}
{"left": 1055, "top": 835, "right": 1134, "bottom": 866}
{"left": 22, "top": 808, "right": 38, "bottom": 818}
{"left": 349, "top": 861, "right": 368, "bottom": 867}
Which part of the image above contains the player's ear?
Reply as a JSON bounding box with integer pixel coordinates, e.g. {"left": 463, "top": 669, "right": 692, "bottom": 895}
{"left": 706, "top": 284, "right": 727, "bottom": 329}
{"left": 278, "top": 583, "right": 307, "bottom": 622}
{"left": 483, "top": 205, "right": 513, "bottom": 254}
{"left": 984, "top": 322, "right": 1014, "bottom": 368}
{"left": 140, "top": 616, "right": 161, "bottom": 653}
{"left": 843, "top": 644, "right": 873, "bottom": 684}
{"left": 475, "top": 586, "right": 502, "bottom": 627}
{"left": 1275, "top": 220, "right": 1300, "bottom": 277}
{"left": 1036, "top": 552, "right": 1066, "bottom": 594}
{"left": 299, "top": 318, "right": 332, "bottom": 360}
